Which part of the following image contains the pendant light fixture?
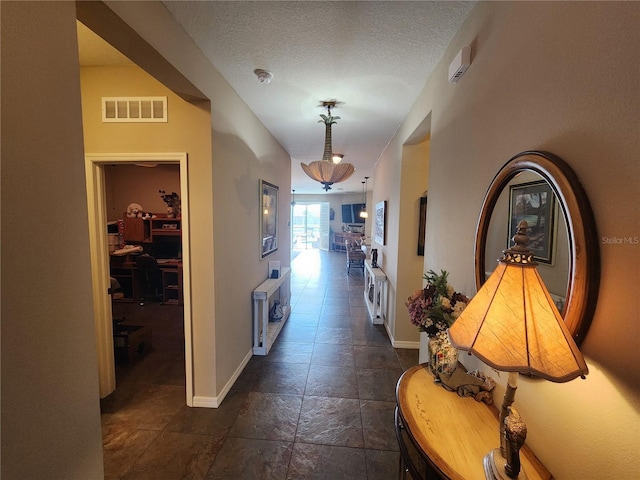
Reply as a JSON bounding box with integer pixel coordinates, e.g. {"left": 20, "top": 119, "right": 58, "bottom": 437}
{"left": 359, "top": 176, "right": 369, "bottom": 218}
{"left": 301, "top": 100, "right": 356, "bottom": 191}
{"left": 291, "top": 189, "right": 296, "bottom": 207}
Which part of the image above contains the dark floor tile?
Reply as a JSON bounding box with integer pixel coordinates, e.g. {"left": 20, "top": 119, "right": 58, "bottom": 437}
{"left": 296, "top": 396, "right": 363, "bottom": 448}
{"left": 305, "top": 364, "right": 359, "bottom": 399}
{"left": 357, "top": 367, "right": 403, "bottom": 402}
{"left": 320, "top": 304, "right": 352, "bottom": 317}
{"left": 351, "top": 323, "right": 392, "bottom": 347}
{"left": 102, "top": 425, "right": 160, "bottom": 480}
{"left": 286, "top": 443, "right": 367, "bottom": 480}
{"left": 395, "top": 348, "right": 420, "bottom": 371}
{"left": 229, "top": 392, "right": 302, "bottom": 441}
{"left": 315, "top": 326, "right": 353, "bottom": 345}
{"left": 318, "top": 314, "right": 351, "bottom": 328}
{"left": 310, "top": 343, "right": 355, "bottom": 367}
{"left": 265, "top": 342, "right": 314, "bottom": 364}
{"left": 360, "top": 400, "right": 398, "bottom": 451}
{"left": 322, "top": 296, "right": 350, "bottom": 307}
{"left": 277, "top": 323, "right": 317, "bottom": 343}
{"left": 251, "top": 361, "right": 310, "bottom": 394}
{"left": 287, "top": 313, "right": 320, "bottom": 327}
{"left": 354, "top": 345, "right": 402, "bottom": 370}
{"left": 165, "top": 390, "right": 249, "bottom": 436}
{"left": 101, "top": 383, "right": 185, "bottom": 431}
{"left": 122, "top": 430, "right": 219, "bottom": 480}
{"left": 365, "top": 449, "right": 401, "bottom": 480}
{"left": 205, "top": 437, "right": 292, "bottom": 480}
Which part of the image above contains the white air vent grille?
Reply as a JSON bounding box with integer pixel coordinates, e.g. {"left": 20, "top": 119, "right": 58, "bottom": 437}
{"left": 102, "top": 97, "right": 167, "bottom": 123}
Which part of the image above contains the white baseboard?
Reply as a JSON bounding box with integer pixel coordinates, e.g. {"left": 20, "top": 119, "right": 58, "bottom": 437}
{"left": 393, "top": 340, "right": 420, "bottom": 349}
{"left": 383, "top": 321, "right": 420, "bottom": 349}
{"left": 191, "top": 348, "right": 253, "bottom": 408}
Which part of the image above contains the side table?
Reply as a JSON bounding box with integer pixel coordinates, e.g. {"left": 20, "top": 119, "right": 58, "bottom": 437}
{"left": 395, "top": 365, "right": 552, "bottom": 479}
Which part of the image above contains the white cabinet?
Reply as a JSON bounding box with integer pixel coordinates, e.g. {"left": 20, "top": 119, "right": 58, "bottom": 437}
{"left": 364, "top": 260, "right": 386, "bottom": 325}
{"left": 252, "top": 267, "right": 291, "bottom": 355}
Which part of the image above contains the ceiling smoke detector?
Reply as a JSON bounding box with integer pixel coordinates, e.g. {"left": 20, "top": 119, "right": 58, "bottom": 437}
{"left": 254, "top": 69, "right": 273, "bottom": 84}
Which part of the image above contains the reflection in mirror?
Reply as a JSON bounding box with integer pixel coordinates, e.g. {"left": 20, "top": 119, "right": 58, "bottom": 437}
{"left": 475, "top": 151, "right": 600, "bottom": 346}
{"left": 484, "top": 171, "right": 570, "bottom": 312}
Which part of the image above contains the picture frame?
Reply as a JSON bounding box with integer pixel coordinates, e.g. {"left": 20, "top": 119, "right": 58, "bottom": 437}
{"left": 508, "top": 180, "right": 556, "bottom": 264}
{"left": 260, "top": 179, "right": 278, "bottom": 258}
{"left": 417, "top": 196, "right": 427, "bottom": 256}
{"left": 374, "top": 200, "right": 387, "bottom": 245}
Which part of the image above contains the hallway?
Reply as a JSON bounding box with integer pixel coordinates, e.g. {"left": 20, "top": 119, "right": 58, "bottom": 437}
{"left": 101, "top": 249, "right": 418, "bottom": 479}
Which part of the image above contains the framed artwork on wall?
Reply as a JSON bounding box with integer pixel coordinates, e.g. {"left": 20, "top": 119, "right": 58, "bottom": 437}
{"left": 508, "top": 180, "right": 556, "bottom": 264}
{"left": 260, "top": 179, "right": 278, "bottom": 258}
{"left": 418, "top": 195, "right": 427, "bottom": 256}
{"left": 374, "top": 200, "right": 387, "bottom": 245}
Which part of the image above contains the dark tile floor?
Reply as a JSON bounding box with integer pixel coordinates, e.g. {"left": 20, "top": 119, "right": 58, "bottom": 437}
{"left": 101, "top": 249, "right": 419, "bottom": 479}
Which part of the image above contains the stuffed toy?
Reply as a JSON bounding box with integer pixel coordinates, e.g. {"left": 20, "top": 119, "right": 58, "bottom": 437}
{"left": 126, "top": 202, "right": 144, "bottom": 218}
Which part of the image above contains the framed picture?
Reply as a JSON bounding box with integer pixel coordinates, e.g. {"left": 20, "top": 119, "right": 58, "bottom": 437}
{"left": 260, "top": 179, "right": 278, "bottom": 258}
{"left": 508, "top": 180, "right": 556, "bottom": 264}
{"left": 374, "top": 200, "right": 387, "bottom": 245}
{"left": 417, "top": 196, "right": 427, "bottom": 256}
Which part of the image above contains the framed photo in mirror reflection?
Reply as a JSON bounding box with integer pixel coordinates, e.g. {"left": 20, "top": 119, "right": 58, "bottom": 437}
{"left": 508, "top": 180, "right": 556, "bottom": 264}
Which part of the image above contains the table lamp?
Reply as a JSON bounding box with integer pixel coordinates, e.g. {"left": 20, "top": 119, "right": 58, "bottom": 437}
{"left": 449, "top": 220, "right": 588, "bottom": 479}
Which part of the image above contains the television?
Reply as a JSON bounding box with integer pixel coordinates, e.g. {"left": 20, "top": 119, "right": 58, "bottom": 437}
{"left": 341, "top": 203, "right": 366, "bottom": 224}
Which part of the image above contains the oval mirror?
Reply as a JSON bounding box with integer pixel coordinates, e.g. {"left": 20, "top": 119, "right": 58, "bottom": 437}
{"left": 475, "top": 151, "right": 600, "bottom": 346}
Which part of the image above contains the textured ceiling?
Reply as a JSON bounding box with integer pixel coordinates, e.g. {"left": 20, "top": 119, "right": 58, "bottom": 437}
{"left": 79, "top": 1, "right": 476, "bottom": 194}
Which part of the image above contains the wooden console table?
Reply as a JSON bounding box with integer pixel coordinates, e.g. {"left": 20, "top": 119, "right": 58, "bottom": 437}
{"left": 252, "top": 267, "right": 291, "bottom": 355}
{"left": 395, "top": 365, "right": 552, "bottom": 480}
{"left": 364, "top": 259, "right": 386, "bottom": 324}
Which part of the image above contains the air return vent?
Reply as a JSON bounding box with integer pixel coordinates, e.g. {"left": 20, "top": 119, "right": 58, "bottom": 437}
{"left": 102, "top": 96, "right": 167, "bottom": 123}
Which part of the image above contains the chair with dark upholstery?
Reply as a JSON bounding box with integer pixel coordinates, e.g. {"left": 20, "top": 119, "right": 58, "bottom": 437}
{"left": 135, "top": 254, "right": 163, "bottom": 304}
{"left": 345, "top": 239, "right": 366, "bottom": 274}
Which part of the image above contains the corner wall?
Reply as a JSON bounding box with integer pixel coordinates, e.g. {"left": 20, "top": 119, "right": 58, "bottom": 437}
{"left": 377, "top": 2, "right": 639, "bottom": 478}
{"left": 1, "top": 3, "right": 104, "bottom": 478}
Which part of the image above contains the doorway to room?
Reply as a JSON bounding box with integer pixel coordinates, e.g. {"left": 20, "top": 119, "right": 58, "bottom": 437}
{"left": 85, "top": 153, "right": 193, "bottom": 404}
{"left": 291, "top": 202, "right": 331, "bottom": 255}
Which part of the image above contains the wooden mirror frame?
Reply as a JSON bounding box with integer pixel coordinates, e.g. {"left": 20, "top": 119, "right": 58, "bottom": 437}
{"left": 475, "top": 151, "right": 600, "bottom": 346}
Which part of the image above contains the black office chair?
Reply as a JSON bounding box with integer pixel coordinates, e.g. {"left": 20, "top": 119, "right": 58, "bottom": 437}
{"left": 135, "top": 254, "right": 163, "bottom": 304}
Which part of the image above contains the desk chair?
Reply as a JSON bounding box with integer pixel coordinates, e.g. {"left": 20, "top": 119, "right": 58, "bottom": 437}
{"left": 345, "top": 239, "right": 366, "bottom": 275}
{"left": 135, "top": 254, "right": 163, "bottom": 304}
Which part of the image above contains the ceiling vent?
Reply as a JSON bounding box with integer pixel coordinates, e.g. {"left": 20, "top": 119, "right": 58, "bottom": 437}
{"left": 448, "top": 46, "right": 471, "bottom": 83}
{"left": 102, "top": 96, "right": 167, "bottom": 123}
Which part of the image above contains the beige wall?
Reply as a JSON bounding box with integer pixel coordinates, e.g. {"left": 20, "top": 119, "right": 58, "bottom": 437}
{"left": 80, "top": 64, "right": 221, "bottom": 400}
{"left": 104, "top": 164, "right": 181, "bottom": 221}
{"left": 1, "top": 2, "right": 104, "bottom": 478}
{"left": 97, "top": 2, "right": 292, "bottom": 396}
{"left": 376, "top": 1, "right": 639, "bottom": 478}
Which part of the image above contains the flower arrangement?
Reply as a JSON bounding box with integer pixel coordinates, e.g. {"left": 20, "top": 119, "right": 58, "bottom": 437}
{"left": 159, "top": 190, "right": 181, "bottom": 217}
{"left": 406, "top": 269, "right": 469, "bottom": 337}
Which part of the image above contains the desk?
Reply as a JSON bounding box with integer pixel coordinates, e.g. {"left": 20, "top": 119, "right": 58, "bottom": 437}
{"left": 110, "top": 255, "right": 183, "bottom": 305}
{"left": 395, "top": 365, "right": 552, "bottom": 480}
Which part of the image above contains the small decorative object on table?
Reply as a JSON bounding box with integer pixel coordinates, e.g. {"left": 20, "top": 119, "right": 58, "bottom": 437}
{"left": 371, "top": 248, "right": 378, "bottom": 268}
{"left": 406, "top": 269, "right": 469, "bottom": 379}
{"left": 159, "top": 190, "right": 181, "bottom": 218}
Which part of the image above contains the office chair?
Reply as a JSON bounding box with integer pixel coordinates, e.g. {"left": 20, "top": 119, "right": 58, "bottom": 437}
{"left": 135, "top": 254, "right": 163, "bottom": 304}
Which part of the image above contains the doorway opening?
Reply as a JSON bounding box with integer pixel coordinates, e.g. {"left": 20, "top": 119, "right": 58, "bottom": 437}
{"left": 85, "top": 153, "right": 193, "bottom": 405}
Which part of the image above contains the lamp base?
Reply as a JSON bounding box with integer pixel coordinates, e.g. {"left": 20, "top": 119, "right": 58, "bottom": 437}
{"left": 484, "top": 449, "right": 528, "bottom": 480}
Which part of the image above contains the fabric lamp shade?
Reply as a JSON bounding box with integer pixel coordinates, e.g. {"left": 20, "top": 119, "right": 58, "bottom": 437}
{"left": 449, "top": 221, "right": 588, "bottom": 383}
{"left": 300, "top": 161, "right": 355, "bottom": 187}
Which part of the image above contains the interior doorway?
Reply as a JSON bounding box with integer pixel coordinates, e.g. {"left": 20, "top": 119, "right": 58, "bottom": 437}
{"left": 85, "top": 153, "right": 193, "bottom": 405}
